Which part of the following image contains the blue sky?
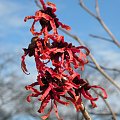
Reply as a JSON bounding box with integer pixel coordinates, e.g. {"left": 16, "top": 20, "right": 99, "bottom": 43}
{"left": 0, "top": 0, "right": 120, "bottom": 66}
{"left": 0, "top": 0, "right": 120, "bottom": 120}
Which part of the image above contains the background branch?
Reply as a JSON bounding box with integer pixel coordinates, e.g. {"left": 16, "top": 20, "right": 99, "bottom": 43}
{"left": 92, "top": 89, "right": 117, "bottom": 120}
{"left": 80, "top": 0, "right": 120, "bottom": 48}
{"left": 88, "top": 61, "right": 120, "bottom": 73}
{"left": 89, "top": 112, "right": 120, "bottom": 116}
{"left": 89, "top": 34, "right": 113, "bottom": 43}
{"left": 34, "top": 0, "right": 42, "bottom": 9}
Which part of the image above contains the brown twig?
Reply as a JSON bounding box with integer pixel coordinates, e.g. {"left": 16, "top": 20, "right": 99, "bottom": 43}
{"left": 80, "top": 0, "right": 120, "bottom": 48}
{"left": 80, "top": 103, "right": 92, "bottom": 120}
{"left": 59, "top": 27, "right": 120, "bottom": 91}
{"left": 92, "top": 89, "right": 117, "bottom": 120}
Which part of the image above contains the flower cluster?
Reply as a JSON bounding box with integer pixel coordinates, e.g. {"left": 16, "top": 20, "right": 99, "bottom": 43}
{"left": 21, "top": 0, "right": 107, "bottom": 119}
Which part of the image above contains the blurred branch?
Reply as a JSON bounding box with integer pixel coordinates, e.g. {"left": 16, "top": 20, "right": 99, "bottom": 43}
{"left": 34, "top": 0, "right": 42, "bottom": 9}
{"left": 92, "top": 89, "right": 117, "bottom": 120}
{"left": 89, "top": 112, "right": 120, "bottom": 116}
{"left": 88, "top": 61, "right": 120, "bottom": 73}
{"left": 95, "top": 0, "right": 100, "bottom": 17}
{"left": 59, "top": 27, "right": 120, "bottom": 91}
{"left": 80, "top": 0, "right": 120, "bottom": 48}
{"left": 89, "top": 34, "right": 113, "bottom": 43}
{"left": 80, "top": 103, "right": 92, "bottom": 120}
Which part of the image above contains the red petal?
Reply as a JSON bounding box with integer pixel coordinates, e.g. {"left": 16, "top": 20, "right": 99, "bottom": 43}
{"left": 26, "top": 93, "right": 40, "bottom": 102}
{"left": 21, "top": 53, "right": 30, "bottom": 75}
{"left": 68, "top": 89, "right": 76, "bottom": 99}
{"left": 26, "top": 94, "right": 32, "bottom": 102}
{"left": 38, "top": 95, "right": 51, "bottom": 113}
{"left": 47, "top": 2, "right": 56, "bottom": 12}
{"left": 39, "top": 84, "right": 52, "bottom": 101}
{"left": 85, "top": 90, "right": 98, "bottom": 101}
{"left": 81, "top": 89, "right": 98, "bottom": 101}
{"left": 25, "top": 86, "right": 41, "bottom": 94}
{"left": 75, "top": 97, "right": 82, "bottom": 111}
{"left": 58, "top": 21, "right": 71, "bottom": 31}
{"left": 37, "top": 74, "right": 45, "bottom": 86}
{"left": 53, "top": 100, "right": 62, "bottom": 120}
{"left": 39, "top": 0, "right": 47, "bottom": 10}
{"left": 65, "top": 82, "right": 79, "bottom": 89}
{"left": 91, "top": 85, "right": 107, "bottom": 99}
{"left": 77, "top": 46, "right": 90, "bottom": 55}
{"left": 91, "top": 100, "right": 97, "bottom": 108}
{"left": 24, "top": 16, "right": 35, "bottom": 22}
{"left": 54, "top": 96, "right": 69, "bottom": 106}
{"left": 67, "top": 49, "right": 73, "bottom": 61}
{"left": 64, "top": 96, "right": 79, "bottom": 111}
{"left": 41, "top": 105, "right": 53, "bottom": 120}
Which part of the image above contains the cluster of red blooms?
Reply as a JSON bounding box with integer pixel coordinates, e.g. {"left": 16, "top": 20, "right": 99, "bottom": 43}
{"left": 21, "top": 0, "right": 107, "bottom": 119}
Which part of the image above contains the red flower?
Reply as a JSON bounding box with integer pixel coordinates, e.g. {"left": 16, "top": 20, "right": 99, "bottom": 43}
{"left": 24, "top": 1, "right": 70, "bottom": 37}
{"left": 21, "top": 0, "right": 107, "bottom": 119}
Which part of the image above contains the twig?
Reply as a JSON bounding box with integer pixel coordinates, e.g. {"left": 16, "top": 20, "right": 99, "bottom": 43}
{"left": 95, "top": 0, "right": 100, "bottom": 17}
{"left": 34, "top": 0, "right": 42, "bottom": 9}
{"left": 88, "top": 62, "right": 120, "bottom": 73}
{"left": 80, "top": 0, "right": 96, "bottom": 18}
{"left": 76, "top": 112, "right": 79, "bottom": 120}
{"left": 89, "top": 34, "right": 113, "bottom": 43}
{"left": 80, "top": 103, "right": 92, "bottom": 120}
{"left": 89, "top": 112, "right": 120, "bottom": 116}
{"left": 59, "top": 27, "right": 120, "bottom": 91}
{"left": 80, "top": 0, "right": 120, "bottom": 48}
{"left": 92, "top": 89, "right": 117, "bottom": 120}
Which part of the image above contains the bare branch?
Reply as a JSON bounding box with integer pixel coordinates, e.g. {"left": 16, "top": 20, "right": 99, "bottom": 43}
{"left": 88, "top": 61, "right": 120, "bottom": 73}
{"left": 80, "top": 0, "right": 97, "bottom": 18}
{"left": 79, "top": 0, "right": 120, "bottom": 48}
{"left": 89, "top": 112, "right": 120, "bottom": 116}
{"left": 34, "top": 0, "right": 42, "bottom": 9}
{"left": 80, "top": 103, "right": 92, "bottom": 120}
{"left": 59, "top": 27, "right": 120, "bottom": 91}
{"left": 95, "top": 0, "right": 100, "bottom": 17}
{"left": 92, "top": 89, "right": 117, "bottom": 120}
{"left": 89, "top": 34, "right": 113, "bottom": 43}
{"left": 98, "top": 18, "right": 120, "bottom": 47}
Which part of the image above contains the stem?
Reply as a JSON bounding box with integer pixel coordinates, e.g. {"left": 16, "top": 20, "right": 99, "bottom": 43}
{"left": 80, "top": 103, "right": 92, "bottom": 120}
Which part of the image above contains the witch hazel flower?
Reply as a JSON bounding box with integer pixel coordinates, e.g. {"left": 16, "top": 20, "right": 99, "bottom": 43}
{"left": 21, "top": 0, "right": 107, "bottom": 119}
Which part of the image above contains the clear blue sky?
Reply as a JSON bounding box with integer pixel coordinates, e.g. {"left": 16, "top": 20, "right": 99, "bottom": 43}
{"left": 0, "top": 0, "right": 120, "bottom": 120}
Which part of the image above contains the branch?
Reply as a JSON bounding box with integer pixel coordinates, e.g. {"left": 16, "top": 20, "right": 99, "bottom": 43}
{"left": 34, "top": 0, "right": 42, "bottom": 9}
{"left": 89, "top": 112, "right": 120, "bottom": 116}
{"left": 80, "top": 0, "right": 120, "bottom": 48}
{"left": 92, "top": 89, "right": 117, "bottom": 120}
{"left": 80, "top": 0, "right": 97, "bottom": 18}
{"left": 95, "top": 0, "right": 100, "bottom": 17}
{"left": 80, "top": 103, "right": 92, "bottom": 120}
{"left": 59, "top": 27, "right": 120, "bottom": 91}
{"left": 88, "top": 61, "right": 120, "bottom": 73}
{"left": 89, "top": 34, "right": 113, "bottom": 43}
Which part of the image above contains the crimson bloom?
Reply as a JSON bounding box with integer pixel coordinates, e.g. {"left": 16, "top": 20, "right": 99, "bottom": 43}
{"left": 21, "top": 0, "right": 107, "bottom": 119}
